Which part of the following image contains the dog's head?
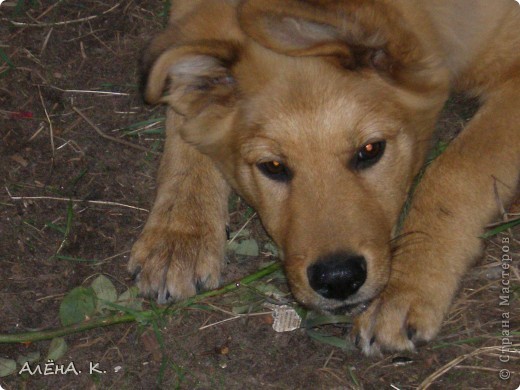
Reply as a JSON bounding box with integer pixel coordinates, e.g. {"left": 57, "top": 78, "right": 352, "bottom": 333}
{"left": 143, "top": 0, "right": 450, "bottom": 312}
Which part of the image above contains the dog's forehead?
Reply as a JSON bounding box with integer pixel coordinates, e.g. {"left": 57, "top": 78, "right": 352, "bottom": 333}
{"left": 239, "top": 55, "right": 403, "bottom": 149}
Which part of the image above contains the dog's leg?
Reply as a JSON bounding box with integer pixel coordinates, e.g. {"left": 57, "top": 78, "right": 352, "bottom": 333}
{"left": 129, "top": 111, "right": 230, "bottom": 303}
{"left": 354, "top": 81, "right": 520, "bottom": 354}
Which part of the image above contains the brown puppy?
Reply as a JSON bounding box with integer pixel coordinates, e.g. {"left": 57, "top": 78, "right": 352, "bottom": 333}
{"left": 130, "top": 0, "right": 520, "bottom": 355}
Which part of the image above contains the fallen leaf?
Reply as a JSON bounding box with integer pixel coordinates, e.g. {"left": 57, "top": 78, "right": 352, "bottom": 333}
{"left": 228, "top": 238, "right": 259, "bottom": 257}
{"left": 91, "top": 275, "right": 118, "bottom": 312}
{"left": 0, "top": 358, "right": 17, "bottom": 377}
{"left": 46, "top": 338, "right": 68, "bottom": 361}
{"left": 59, "top": 287, "right": 97, "bottom": 326}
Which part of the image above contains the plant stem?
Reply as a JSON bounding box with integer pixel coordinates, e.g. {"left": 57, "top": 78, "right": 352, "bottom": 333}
{"left": 0, "top": 262, "right": 282, "bottom": 344}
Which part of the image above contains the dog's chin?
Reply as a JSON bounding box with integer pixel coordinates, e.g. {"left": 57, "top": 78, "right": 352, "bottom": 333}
{"left": 329, "top": 300, "right": 371, "bottom": 315}
{"left": 308, "top": 299, "right": 372, "bottom": 316}
{"left": 294, "top": 286, "right": 381, "bottom": 316}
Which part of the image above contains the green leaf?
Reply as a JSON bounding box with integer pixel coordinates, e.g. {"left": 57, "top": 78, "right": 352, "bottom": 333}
{"left": 0, "top": 49, "right": 14, "bottom": 66}
{"left": 303, "top": 313, "right": 351, "bottom": 328}
{"left": 16, "top": 351, "right": 40, "bottom": 366}
{"left": 45, "top": 222, "right": 66, "bottom": 234}
{"left": 228, "top": 238, "right": 259, "bottom": 257}
{"left": 59, "top": 286, "right": 97, "bottom": 326}
{"left": 0, "top": 48, "right": 15, "bottom": 77}
{"left": 118, "top": 286, "right": 138, "bottom": 300}
{"left": 55, "top": 200, "right": 74, "bottom": 255}
{"left": 141, "top": 128, "right": 165, "bottom": 135}
{"left": 91, "top": 275, "right": 118, "bottom": 311}
{"left": 117, "top": 286, "right": 143, "bottom": 311}
{"left": 254, "top": 283, "right": 286, "bottom": 299}
{"left": 263, "top": 242, "right": 279, "bottom": 257}
{"left": 306, "top": 329, "right": 356, "bottom": 351}
{"left": 0, "top": 358, "right": 17, "bottom": 377}
{"left": 46, "top": 338, "right": 68, "bottom": 361}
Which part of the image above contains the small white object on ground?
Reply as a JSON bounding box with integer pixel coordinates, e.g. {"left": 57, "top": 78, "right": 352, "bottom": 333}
{"left": 264, "top": 303, "right": 302, "bottom": 332}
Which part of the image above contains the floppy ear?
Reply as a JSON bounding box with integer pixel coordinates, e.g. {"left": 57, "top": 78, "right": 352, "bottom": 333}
{"left": 144, "top": 41, "right": 239, "bottom": 116}
{"left": 238, "top": 0, "right": 433, "bottom": 85}
{"left": 141, "top": 40, "right": 240, "bottom": 151}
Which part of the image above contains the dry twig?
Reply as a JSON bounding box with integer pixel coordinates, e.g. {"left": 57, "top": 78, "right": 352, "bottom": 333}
{"left": 38, "top": 86, "right": 55, "bottom": 157}
{"left": 5, "top": 187, "right": 149, "bottom": 213}
{"left": 418, "top": 344, "right": 520, "bottom": 389}
{"left": 3, "top": 3, "right": 122, "bottom": 28}
{"left": 0, "top": 263, "right": 282, "bottom": 343}
{"left": 73, "top": 107, "right": 161, "bottom": 156}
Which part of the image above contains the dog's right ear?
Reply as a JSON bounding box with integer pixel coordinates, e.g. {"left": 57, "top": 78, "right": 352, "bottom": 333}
{"left": 142, "top": 41, "right": 239, "bottom": 118}
{"left": 237, "top": 0, "right": 445, "bottom": 91}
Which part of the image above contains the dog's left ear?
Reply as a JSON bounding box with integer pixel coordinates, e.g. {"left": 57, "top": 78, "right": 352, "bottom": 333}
{"left": 238, "top": 0, "right": 435, "bottom": 86}
{"left": 143, "top": 40, "right": 240, "bottom": 151}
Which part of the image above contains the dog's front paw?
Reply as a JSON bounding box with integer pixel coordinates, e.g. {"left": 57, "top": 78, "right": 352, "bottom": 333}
{"left": 129, "top": 226, "right": 224, "bottom": 304}
{"left": 353, "top": 283, "right": 448, "bottom": 356}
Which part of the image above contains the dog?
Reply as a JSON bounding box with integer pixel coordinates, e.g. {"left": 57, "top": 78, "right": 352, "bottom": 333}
{"left": 129, "top": 0, "right": 520, "bottom": 355}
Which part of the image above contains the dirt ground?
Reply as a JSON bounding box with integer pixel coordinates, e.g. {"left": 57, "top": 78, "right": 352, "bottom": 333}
{"left": 0, "top": 1, "right": 518, "bottom": 389}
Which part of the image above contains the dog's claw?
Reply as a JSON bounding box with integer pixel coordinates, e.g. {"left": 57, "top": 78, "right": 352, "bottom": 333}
{"left": 157, "top": 287, "right": 171, "bottom": 305}
{"left": 354, "top": 334, "right": 361, "bottom": 348}
{"left": 195, "top": 279, "right": 205, "bottom": 294}
{"left": 225, "top": 225, "right": 231, "bottom": 240}
{"left": 129, "top": 224, "right": 225, "bottom": 305}
{"left": 407, "top": 327, "right": 416, "bottom": 341}
{"left": 131, "top": 266, "right": 142, "bottom": 282}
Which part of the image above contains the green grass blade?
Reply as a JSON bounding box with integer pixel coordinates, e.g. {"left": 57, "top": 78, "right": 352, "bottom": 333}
{"left": 306, "top": 329, "right": 356, "bottom": 351}
{"left": 482, "top": 218, "right": 520, "bottom": 239}
{"left": 54, "top": 255, "right": 97, "bottom": 263}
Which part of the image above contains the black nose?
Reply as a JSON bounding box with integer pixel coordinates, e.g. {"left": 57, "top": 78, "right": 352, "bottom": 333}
{"left": 307, "top": 252, "right": 367, "bottom": 300}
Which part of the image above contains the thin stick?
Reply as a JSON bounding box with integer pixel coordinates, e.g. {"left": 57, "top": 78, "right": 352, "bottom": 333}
{"left": 0, "top": 262, "right": 282, "bottom": 343}
{"left": 198, "top": 312, "right": 272, "bottom": 331}
{"left": 323, "top": 350, "right": 335, "bottom": 368}
{"left": 35, "top": 0, "right": 66, "bottom": 21}
{"left": 6, "top": 15, "right": 99, "bottom": 27}
{"left": 6, "top": 187, "right": 149, "bottom": 213}
{"left": 97, "top": 250, "right": 132, "bottom": 264}
{"left": 40, "top": 27, "right": 53, "bottom": 56}
{"left": 452, "top": 365, "right": 510, "bottom": 373}
{"left": 228, "top": 212, "right": 257, "bottom": 245}
{"left": 73, "top": 107, "right": 161, "bottom": 156}
{"left": 62, "top": 89, "right": 129, "bottom": 96}
{"left": 4, "top": 3, "right": 121, "bottom": 28}
{"left": 38, "top": 86, "right": 55, "bottom": 157}
{"left": 418, "top": 344, "right": 520, "bottom": 389}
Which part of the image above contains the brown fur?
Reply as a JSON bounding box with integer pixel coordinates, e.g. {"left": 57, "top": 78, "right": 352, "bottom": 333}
{"left": 129, "top": 0, "right": 520, "bottom": 354}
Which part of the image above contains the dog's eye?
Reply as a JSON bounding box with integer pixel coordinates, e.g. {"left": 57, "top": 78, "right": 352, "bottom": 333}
{"left": 257, "top": 161, "right": 292, "bottom": 182}
{"left": 353, "top": 141, "right": 386, "bottom": 169}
